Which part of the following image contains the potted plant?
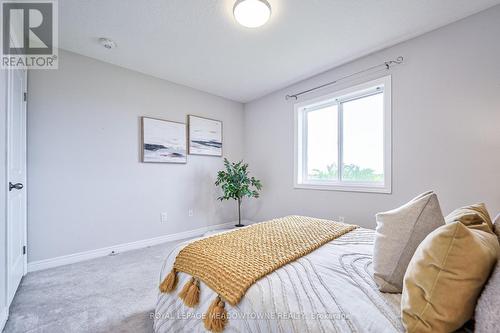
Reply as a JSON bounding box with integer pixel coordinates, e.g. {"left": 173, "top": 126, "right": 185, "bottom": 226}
{"left": 215, "top": 158, "right": 262, "bottom": 227}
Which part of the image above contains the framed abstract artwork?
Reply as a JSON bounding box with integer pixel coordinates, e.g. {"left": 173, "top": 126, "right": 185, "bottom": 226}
{"left": 188, "top": 115, "right": 223, "bottom": 157}
{"left": 141, "top": 117, "right": 187, "bottom": 163}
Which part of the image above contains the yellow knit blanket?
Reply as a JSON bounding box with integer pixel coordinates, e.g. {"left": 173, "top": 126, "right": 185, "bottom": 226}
{"left": 159, "top": 215, "right": 357, "bottom": 332}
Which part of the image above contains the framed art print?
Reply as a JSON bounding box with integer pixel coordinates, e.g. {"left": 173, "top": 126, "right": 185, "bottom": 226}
{"left": 141, "top": 117, "right": 187, "bottom": 163}
{"left": 188, "top": 115, "right": 223, "bottom": 157}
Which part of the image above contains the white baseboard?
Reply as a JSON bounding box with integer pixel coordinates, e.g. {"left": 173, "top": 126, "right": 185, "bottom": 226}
{"left": 0, "top": 307, "right": 8, "bottom": 332}
{"left": 27, "top": 220, "right": 253, "bottom": 273}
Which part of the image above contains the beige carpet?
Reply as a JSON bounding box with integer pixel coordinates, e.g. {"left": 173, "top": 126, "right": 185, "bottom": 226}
{"left": 3, "top": 239, "right": 187, "bottom": 333}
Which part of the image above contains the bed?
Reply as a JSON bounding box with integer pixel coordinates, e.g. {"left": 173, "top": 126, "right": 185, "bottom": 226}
{"left": 153, "top": 227, "right": 404, "bottom": 333}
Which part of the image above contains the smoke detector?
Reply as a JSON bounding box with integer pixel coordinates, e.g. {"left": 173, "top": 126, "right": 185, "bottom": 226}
{"left": 99, "top": 38, "right": 117, "bottom": 49}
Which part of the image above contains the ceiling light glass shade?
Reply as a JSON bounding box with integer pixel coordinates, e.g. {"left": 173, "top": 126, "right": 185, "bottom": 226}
{"left": 233, "top": 0, "right": 271, "bottom": 28}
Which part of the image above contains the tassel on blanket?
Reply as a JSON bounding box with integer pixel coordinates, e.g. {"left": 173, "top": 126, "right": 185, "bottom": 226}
{"left": 159, "top": 268, "right": 178, "bottom": 293}
{"left": 203, "top": 296, "right": 228, "bottom": 333}
{"left": 178, "top": 277, "right": 200, "bottom": 307}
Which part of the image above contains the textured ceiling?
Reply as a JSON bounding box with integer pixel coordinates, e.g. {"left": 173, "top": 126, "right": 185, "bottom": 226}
{"left": 59, "top": 0, "right": 500, "bottom": 102}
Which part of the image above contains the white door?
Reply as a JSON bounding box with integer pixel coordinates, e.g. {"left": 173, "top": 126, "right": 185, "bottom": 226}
{"left": 6, "top": 68, "right": 27, "bottom": 305}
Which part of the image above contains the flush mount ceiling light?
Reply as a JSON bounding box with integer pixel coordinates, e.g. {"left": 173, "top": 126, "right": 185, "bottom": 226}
{"left": 233, "top": 0, "right": 271, "bottom": 28}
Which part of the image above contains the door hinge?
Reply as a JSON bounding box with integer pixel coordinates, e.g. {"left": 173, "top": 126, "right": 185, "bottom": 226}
{"left": 23, "top": 92, "right": 27, "bottom": 102}
{"left": 23, "top": 245, "right": 26, "bottom": 255}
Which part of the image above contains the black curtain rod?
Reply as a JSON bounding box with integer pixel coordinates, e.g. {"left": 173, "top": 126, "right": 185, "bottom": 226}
{"left": 285, "top": 56, "right": 404, "bottom": 100}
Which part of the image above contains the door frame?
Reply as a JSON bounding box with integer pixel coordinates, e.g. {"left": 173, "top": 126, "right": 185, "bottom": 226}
{"left": 5, "top": 67, "right": 28, "bottom": 307}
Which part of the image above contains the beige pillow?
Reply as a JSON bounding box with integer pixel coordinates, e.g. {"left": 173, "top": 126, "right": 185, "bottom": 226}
{"left": 401, "top": 222, "right": 499, "bottom": 333}
{"left": 373, "top": 191, "right": 444, "bottom": 293}
{"left": 445, "top": 203, "right": 493, "bottom": 231}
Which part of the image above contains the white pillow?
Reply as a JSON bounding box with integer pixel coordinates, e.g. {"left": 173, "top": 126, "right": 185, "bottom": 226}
{"left": 373, "top": 191, "right": 445, "bottom": 293}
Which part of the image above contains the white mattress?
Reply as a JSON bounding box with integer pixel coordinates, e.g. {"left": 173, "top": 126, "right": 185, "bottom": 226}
{"left": 154, "top": 227, "right": 404, "bottom": 333}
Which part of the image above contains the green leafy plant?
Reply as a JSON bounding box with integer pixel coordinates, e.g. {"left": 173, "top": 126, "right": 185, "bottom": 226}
{"left": 342, "top": 164, "right": 383, "bottom": 182}
{"left": 215, "top": 158, "right": 262, "bottom": 227}
{"left": 311, "top": 163, "right": 339, "bottom": 179}
{"left": 311, "top": 163, "right": 383, "bottom": 182}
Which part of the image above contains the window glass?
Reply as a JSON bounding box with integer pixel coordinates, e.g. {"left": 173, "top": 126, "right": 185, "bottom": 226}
{"left": 342, "top": 93, "right": 384, "bottom": 182}
{"left": 306, "top": 105, "right": 338, "bottom": 181}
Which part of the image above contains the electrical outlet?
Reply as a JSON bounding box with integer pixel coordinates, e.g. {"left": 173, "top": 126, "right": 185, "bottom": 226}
{"left": 188, "top": 209, "right": 194, "bottom": 217}
{"left": 161, "top": 212, "right": 168, "bottom": 223}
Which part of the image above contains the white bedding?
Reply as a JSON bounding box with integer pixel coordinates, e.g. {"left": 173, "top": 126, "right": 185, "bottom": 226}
{"left": 154, "top": 227, "right": 404, "bottom": 333}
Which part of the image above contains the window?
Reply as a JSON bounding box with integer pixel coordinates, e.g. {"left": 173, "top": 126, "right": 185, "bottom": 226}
{"left": 294, "top": 76, "right": 391, "bottom": 193}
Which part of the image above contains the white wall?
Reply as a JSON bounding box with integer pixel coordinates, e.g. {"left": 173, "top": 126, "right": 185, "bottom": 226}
{"left": 28, "top": 50, "right": 244, "bottom": 262}
{"left": 243, "top": 6, "right": 500, "bottom": 228}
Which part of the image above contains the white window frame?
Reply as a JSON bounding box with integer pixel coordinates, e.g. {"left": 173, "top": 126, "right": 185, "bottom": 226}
{"left": 294, "top": 76, "right": 392, "bottom": 194}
